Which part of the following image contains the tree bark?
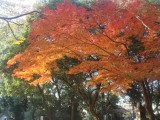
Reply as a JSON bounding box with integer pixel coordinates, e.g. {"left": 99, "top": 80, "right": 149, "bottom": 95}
{"left": 83, "top": 84, "right": 101, "bottom": 120}
{"left": 140, "top": 81, "right": 155, "bottom": 120}
{"left": 138, "top": 102, "right": 147, "bottom": 120}
{"left": 71, "top": 96, "right": 75, "bottom": 120}
{"left": 74, "top": 85, "right": 101, "bottom": 120}
{"left": 37, "top": 85, "right": 53, "bottom": 120}
{"left": 87, "top": 104, "right": 100, "bottom": 120}
{"left": 60, "top": 74, "right": 101, "bottom": 120}
{"left": 52, "top": 78, "right": 63, "bottom": 120}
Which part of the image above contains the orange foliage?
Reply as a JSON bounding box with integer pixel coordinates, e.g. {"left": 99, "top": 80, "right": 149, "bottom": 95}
{"left": 7, "top": 0, "right": 160, "bottom": 92}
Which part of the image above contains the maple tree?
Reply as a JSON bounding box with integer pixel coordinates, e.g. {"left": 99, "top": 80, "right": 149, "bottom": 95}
{"left": 6, "top": 0, "right": 160, "bottom": 120}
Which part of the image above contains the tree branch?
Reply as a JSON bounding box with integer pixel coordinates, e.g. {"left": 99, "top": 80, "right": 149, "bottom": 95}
{"left": 91, "top": 84, "right": 101, "bottom": 106}
{"left": 0, "top": 11, "right": 41, "bottom": 20}
{"left": 6, "top": 20, "right": 18, "bottom": 40}
{"left": 8, "top": 21, "right": 24, "bottom": 26}
{"left": 0, "top": 11, "right": 41, "bottom": 40}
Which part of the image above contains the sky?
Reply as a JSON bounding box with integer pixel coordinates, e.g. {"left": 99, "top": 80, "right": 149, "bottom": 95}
{"left": 0, "top": 0, "right": 38, "bottom": 17}
{"left": 0, "top": 0, "right": 41, "bottom": 26}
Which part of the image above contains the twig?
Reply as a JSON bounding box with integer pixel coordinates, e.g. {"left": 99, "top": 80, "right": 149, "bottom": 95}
{"left": 7, "top": 21, "right": 23, "bottom": 26}
{"left": 135, "top": 16, "right": 151, "bottom": 30}
{"left": 6, "top": 20, "right": 18, "bottom": 40}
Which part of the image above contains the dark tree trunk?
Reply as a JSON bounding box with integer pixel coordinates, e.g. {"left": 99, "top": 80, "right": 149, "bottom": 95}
{"left": 140, "top": 81, "right": 155, "bottom": 120}
{"left": 53, "top": 78, "right": 63, "bottom": 120}
{"left": 138, "top": 102, "right": 147, "bottom": 120}
{"left": 75, "top": 85, "right": 101, "bottom": 120}
{"left": 59, "top": 72, "right": 101, "bottom": 120}
{"left": 37, "top": 85, "right": 53, "bottom": 120}
{"left": 71, "top": 96, "right": 75, "bottom": 120}
{"left": 87, "top": 104, "right": 100, "bottom": 120}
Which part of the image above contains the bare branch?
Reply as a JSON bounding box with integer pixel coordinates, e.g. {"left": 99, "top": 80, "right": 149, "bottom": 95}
{"left": 6, "top": 20, "right": 18, "bottom": 40}
{"left": 0, "top": 11, "right": 41, "bottom": 21}
{"left": 135, "top": 15, "right": 151, "bottom": 30}
{"left": 0, "top": 11, "right": 41, "bottom": 40}
{"left": 8, "top": 21, "right": 23, "bottom": 26}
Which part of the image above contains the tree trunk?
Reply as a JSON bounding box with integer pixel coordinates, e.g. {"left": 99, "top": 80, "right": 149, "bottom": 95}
{"left": 78, "top": 90, "right": 101, "bottom": 120}
{"left": 37, "top": 85, "right": 53, "bottom": 120}
{"left": 61, "top": 75, "right": 101, "bottom": 120}
{"left": 138, "top": 102, "right": 147, "bottom": 120}
{"left": 140, "top": 81, "right": 155, "bottom": 120}
{"left": 71, "top": 96, "right": 75, "bottom": 120}
{"left": 87, "top": 104, "right": 100, "bottom": 120}
{"left": 53, "top": 79, "right": 63, "bottom": 120}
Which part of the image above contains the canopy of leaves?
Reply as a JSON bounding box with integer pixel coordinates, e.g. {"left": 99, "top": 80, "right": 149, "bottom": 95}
{"left": 7, "top": 0, "right": 160, "bottom": 92}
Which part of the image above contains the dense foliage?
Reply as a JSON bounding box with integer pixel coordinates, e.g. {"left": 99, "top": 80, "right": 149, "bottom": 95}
{"left": 7, "top": 0, "right": 160, "bottom": 91}
{"left": 3, "top": 0, "right": 160, "bottom": 120}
